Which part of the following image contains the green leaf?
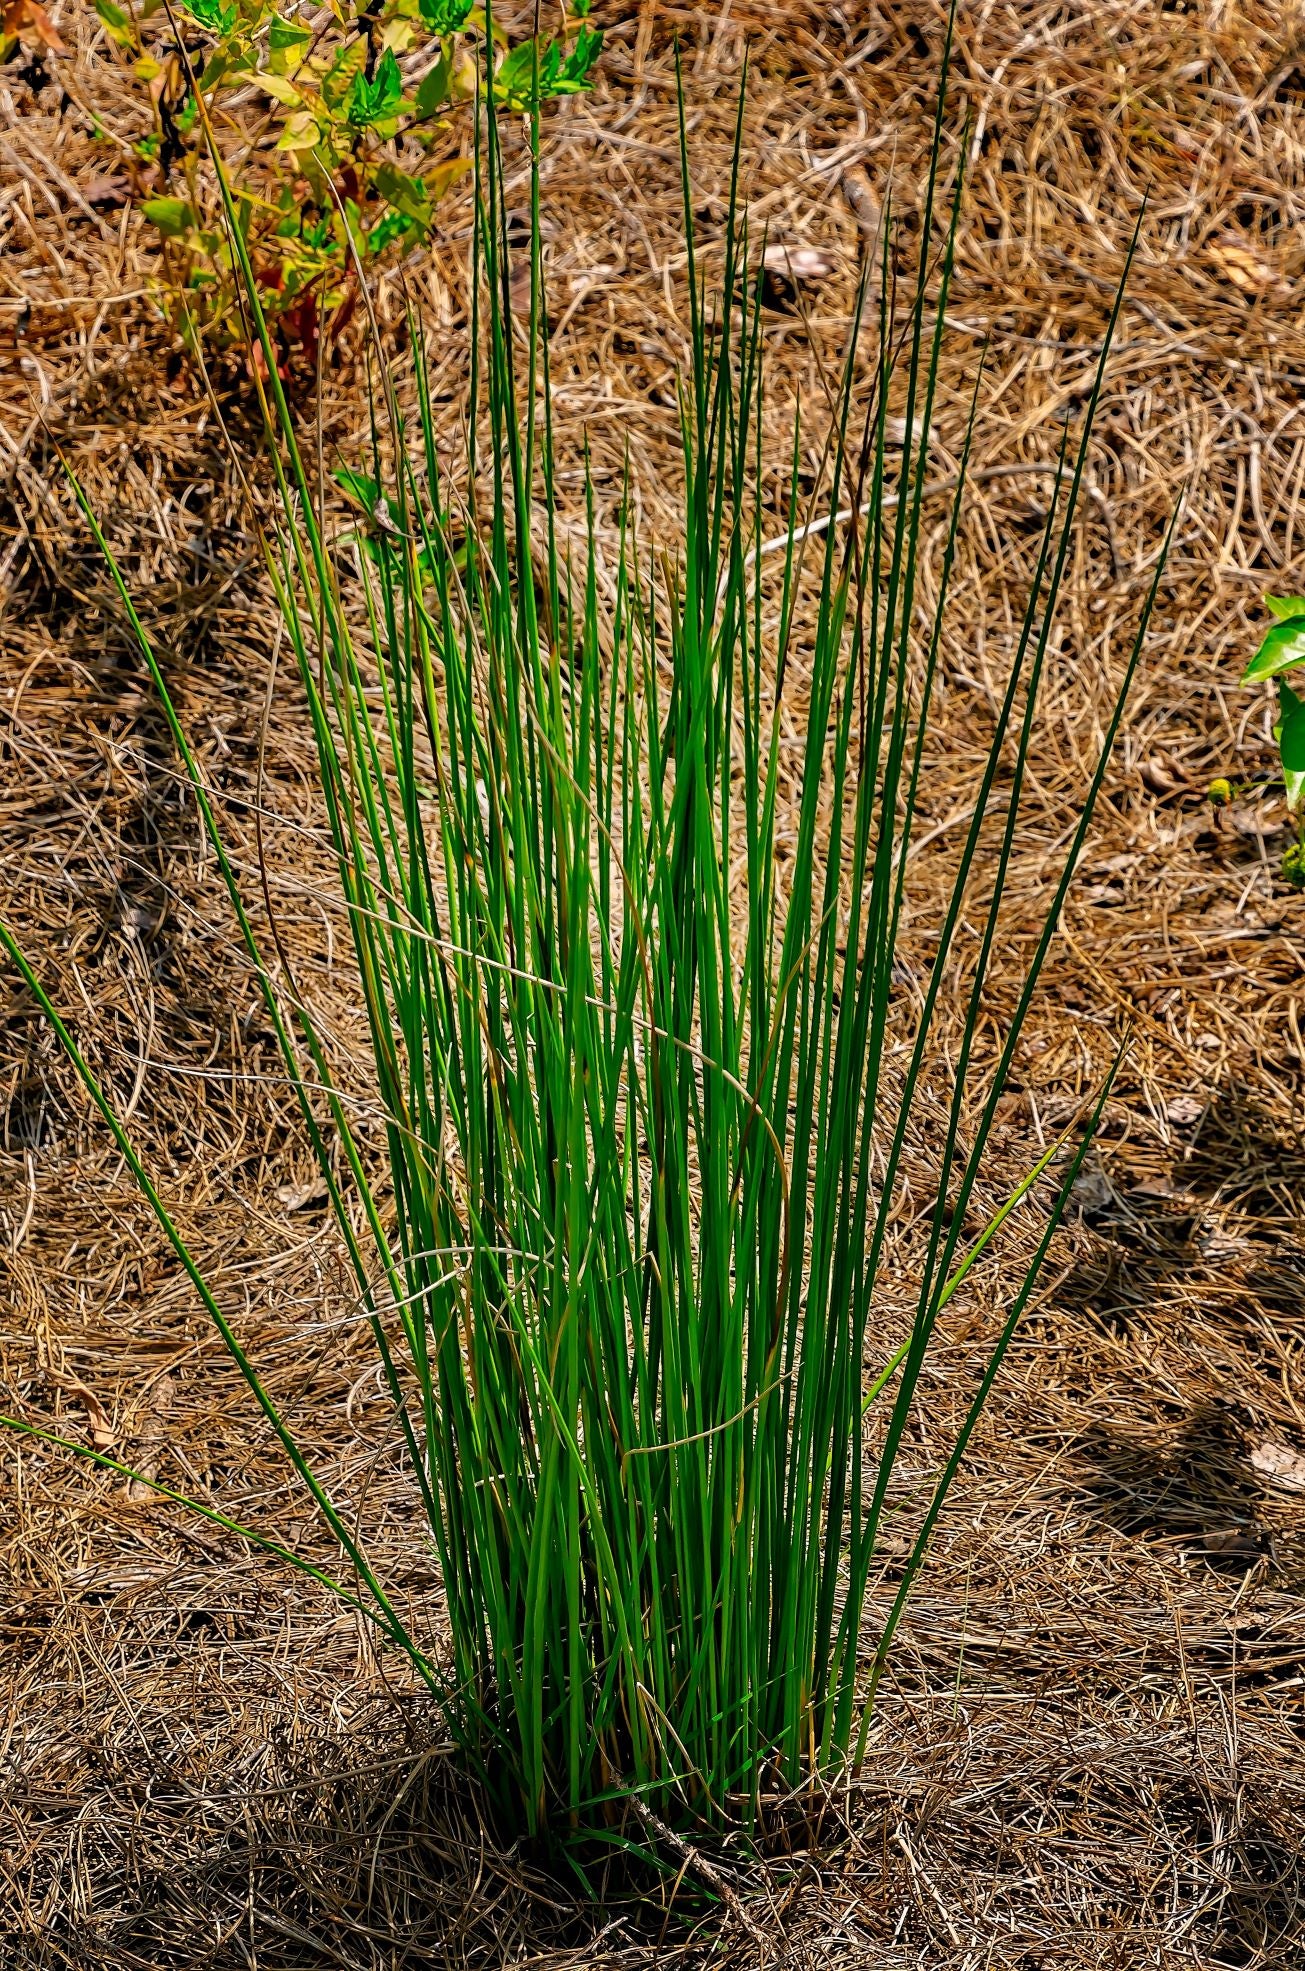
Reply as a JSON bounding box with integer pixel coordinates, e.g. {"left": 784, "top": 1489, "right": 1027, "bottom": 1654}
{"left": 1275, "top": 680, "right": 1305, "bottom": 807}
{"left": 276, "top": 108, "right": 326, "bottom": 151}
{"left": 1241, "top": 617, "right": 1305, "bottom": 684}
{"left": 418, "top": 0, "right": 473, "bottom": 28}
{"left": 141, "top": 196, "right": 197, "bottom": 238}
{"left": 268, "top": 10, "right": 312, "bottom": 74}
{"left": 320, "top": 41, "right": 364, "bottom": 110}
{"left": 368, "top": 210, "right": 415, "bottom": 255}
{"left": 259, "top": 71, "right": 304, "bottom": 107}
{"left": 494, "top": 25, "right": 603, "bottom": 109}
{"left": 334, "top": 465, "right": 383, "bottom": 514}
{"left": 567, "top": 22, "right": 603, "bottom": 81}
{"left": 491, "top": 38, "right": 537, "bottom": 107}
{"left": 347, "top": 48, "right": 403, "bottom": 128}
{"left": 372, "top": 160, "right": 430, "bottom": 224}
{"left": 414, "top": 47, "right": 452, "bottom": 117}
{"left": 423, "top": 155, "right": 468, "bottom": 202}
{"left": 1265, "top": 593, "right": 1305, "bottom": 622}
{"left": 93, "top": 0, "right": 136, "bottom": 47}
{"left": 181, "top": 0, "right": 237, "bottom": 34}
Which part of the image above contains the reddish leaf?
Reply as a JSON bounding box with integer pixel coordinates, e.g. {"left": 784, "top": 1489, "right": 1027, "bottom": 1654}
{"left": 2, "top": 0, "right": 67, "bottom": 53}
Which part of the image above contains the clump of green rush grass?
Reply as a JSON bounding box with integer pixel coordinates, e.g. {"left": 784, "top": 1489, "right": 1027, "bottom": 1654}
{"left": 1, "top": 25, "right": 1170, "bottom": 1862}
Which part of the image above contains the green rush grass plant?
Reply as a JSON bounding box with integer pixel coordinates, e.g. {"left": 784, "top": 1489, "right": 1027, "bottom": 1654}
{"left": 2, "top": 26, "right": 1171, "bottom": 1860}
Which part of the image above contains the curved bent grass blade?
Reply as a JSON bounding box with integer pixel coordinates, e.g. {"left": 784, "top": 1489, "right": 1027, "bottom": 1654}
{"left": 0, "top": 12, "right": 1169, "bottom": 1852}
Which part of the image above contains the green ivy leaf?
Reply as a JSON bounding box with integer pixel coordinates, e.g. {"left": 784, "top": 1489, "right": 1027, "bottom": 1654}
{"left": 1241, "top": 617, "right": 1305, "bottom": 684}
{"left": 1265, "top": 594, "right": 1305, "bottom": 622}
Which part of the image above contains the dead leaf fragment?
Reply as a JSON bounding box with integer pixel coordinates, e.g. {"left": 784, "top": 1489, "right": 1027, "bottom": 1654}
{"left": 841, "top": 166, "right": 882, "bottom": 241}
{"left": 126, "top": 1373, "right": 176, "bottom": 1502}
{"left": 1, "top": 0, "right": 66, "bottom": 53}
{"left": 884, "top": 414, "right": 931, "bottom": 449}
{"left": 1140, "top": 750, "right": 1186, "bottom": 795}
{"left": 1229, "top": 806, "right": 1286, "bottom": 842}
{"left": 1166, "top": 1095, "right": 1205, "bottom": 1127}
{"left": 83, "top": 175, "right": 131, "bottom": 209}
{"left": 1200, "top": 1529, "right": 1263, "bottom": 1558}
{"left": 1249, "top": 1440, "right": 1305, "bottom": 1491}
{"left": 1129, "top": 1178, "right": 1178, "bottom": 1201}
{"left": 1208, "top": 232, "right": 1293, "bottom": 304}
{"left": 761, "top": 243, "right": 837, "bottom": 284}
{"left": 51, "top": 1376, "right": 115, "bottom": 1451}
{"left": 276, "top": 1175, "right": 330, "bottom": 1210}
{"left": 1070, "top": 1161, "right": 1115, "bottom": 1219}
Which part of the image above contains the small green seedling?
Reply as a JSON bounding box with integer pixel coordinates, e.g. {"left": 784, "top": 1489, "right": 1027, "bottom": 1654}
{"left": 1241, "top": 594, "right": 1305, "bottom": 885}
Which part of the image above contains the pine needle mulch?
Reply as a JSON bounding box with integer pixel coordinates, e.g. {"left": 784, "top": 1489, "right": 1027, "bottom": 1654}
{"left": 1, "top": 3, "right": 1303, "bottom": 1964}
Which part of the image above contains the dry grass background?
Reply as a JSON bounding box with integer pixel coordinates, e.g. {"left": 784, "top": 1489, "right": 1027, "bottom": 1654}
{"left": 2, "top": 0, "right": 1305, "bottom": 1964}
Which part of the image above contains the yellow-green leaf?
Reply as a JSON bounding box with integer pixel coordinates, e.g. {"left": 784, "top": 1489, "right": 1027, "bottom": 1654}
{"left": 276, "top": 107, "right": 325, "bottom": 150}
{"left": 93, "top": 0, "right": 135, "bottom": 47}
{"left": 258, "top": 71, "right": 305, "bottom": 107}
{"left": 268, "top": 11, "right": 312, "bottom": 75}
{"left": 141, "top": 196, "right": 197, "bottom": 238}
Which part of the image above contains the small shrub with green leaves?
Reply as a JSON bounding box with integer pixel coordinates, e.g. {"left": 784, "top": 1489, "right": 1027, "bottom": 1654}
{"left": 92, "top": 0, "right": 600, "bottom": 365}
{"left": 1240, "top": 594, "right": 1305, "bottom": 884}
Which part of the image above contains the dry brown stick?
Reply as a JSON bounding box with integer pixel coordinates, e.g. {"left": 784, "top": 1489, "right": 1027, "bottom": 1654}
{"left": 627, "top": 1796, "right": 771, "bottom": 1950}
